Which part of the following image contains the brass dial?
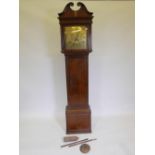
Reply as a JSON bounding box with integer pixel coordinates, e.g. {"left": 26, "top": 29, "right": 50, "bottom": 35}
{"left": 64, "top": 26, "right": 87, "bottom": 49}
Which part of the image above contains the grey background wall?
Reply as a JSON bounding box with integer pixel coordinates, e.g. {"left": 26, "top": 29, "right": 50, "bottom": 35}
{"left": 20, "top": 0, "right": 135, "bottom": 119}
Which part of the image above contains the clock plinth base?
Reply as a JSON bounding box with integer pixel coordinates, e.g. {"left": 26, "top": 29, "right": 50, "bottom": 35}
{"left": 66, "top": 106, "right": 91, "bottom": 134}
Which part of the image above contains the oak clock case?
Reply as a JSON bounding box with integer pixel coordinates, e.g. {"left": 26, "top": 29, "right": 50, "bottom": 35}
{"left": 58, "top": 2, "right": 93, "bottom": 134}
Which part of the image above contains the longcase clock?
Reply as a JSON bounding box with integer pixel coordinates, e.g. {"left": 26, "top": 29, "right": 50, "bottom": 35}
{"left": 58, "top": 2, "right": 93, "bottom": 134}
